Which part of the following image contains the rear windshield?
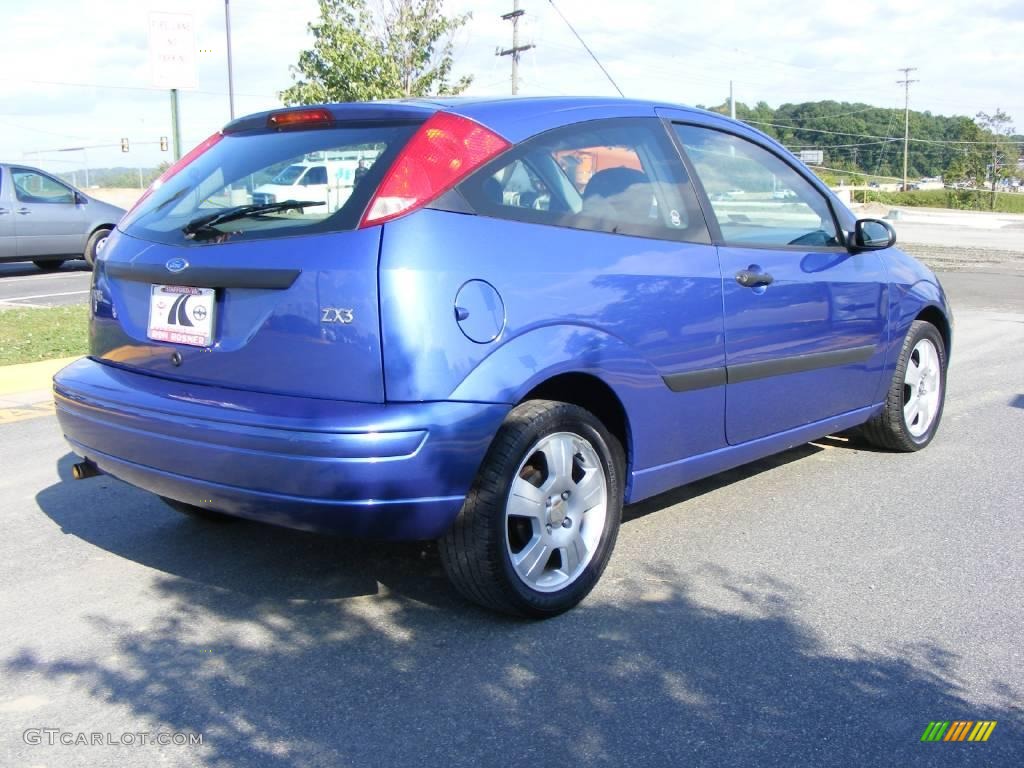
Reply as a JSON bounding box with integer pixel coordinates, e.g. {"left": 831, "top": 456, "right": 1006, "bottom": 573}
{"left": 121, "top": 122, "right": 420, "bottom": 246}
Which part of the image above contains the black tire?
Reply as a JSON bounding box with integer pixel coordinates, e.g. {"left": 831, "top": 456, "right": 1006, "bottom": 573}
{"left": 439, "top": 400, "right": 625, "bottom": 618}
{"left": 860, "top": 320, "right": 947, "bottom": 451}
{"left": 33, "top": 259, "right": 65, "bottom": 271}
{"left": 84, "top": 228, "right": 111, "bottom": 269}
{"left": 160, "top": 496, "right": 236, "bottom": 522}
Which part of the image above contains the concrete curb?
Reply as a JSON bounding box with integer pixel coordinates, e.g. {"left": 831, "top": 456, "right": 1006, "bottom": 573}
{"left": 0, "top": 356, "right": 81, "bottom": 402}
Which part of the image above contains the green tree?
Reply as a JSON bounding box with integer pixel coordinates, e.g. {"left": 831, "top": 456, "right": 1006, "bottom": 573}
{"left": 281, "top": 0, "right": 471, "bottom": 105}
{"left": 943, "top": 117, "right": 988, "bottom": 209}
{"left": 975, "top": 109, "right": 1017, "bottom": 209}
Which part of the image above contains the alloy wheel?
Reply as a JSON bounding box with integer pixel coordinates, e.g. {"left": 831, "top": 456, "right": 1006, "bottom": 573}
{"left": 903, "top": 337, "right": 942, "bottom": 438}
{"left": 504, "top": 431, "right": 608, "bottom": 592}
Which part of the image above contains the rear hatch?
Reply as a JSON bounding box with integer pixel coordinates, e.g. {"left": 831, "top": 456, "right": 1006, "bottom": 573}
{"left": 92, "top": 106, "right": 427, "bottom": 402}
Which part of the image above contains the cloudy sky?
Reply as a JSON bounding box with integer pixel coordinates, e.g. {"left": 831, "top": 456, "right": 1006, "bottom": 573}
{"left": 1, "top": 0, "right": 1020, "bottom": 178}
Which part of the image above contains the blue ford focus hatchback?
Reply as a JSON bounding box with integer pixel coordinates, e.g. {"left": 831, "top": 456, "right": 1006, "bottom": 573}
{"left": 54, "top": 97, "right": 951, "bottom": 616}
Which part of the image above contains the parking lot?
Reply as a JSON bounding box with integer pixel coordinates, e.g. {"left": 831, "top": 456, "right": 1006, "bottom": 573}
{"left": 0, "top": 261, "right": 92, "bottom": 309}
{"left": 1, "top": 237, "right": 1022, "bottom": 765}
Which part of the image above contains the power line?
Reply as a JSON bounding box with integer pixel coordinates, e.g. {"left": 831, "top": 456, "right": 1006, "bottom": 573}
{"left": 547, "top": 0, "right": 624, "bottom": 97}
{"left": 743, "top": 120, "right": 1024, "bottom": 145}
{"left": 743, "top": 121, "right": 895, "bottom": 139}
{"left": 805, "top": 164, "right": 904, "bottom": 181}
{"left": 0, "top": 118, "right": 97, "bottom": 141}
{"left": 875, "top": 108, "right": 900, "bottom": 176}
{"left": 767, "top": 105, "right": 890, "bottom": 123}
{"left": 785, "top": 140, "right": 897, "bottom": 150}
{"left": 600, "top": 24, "right": 894, "bottom": 78}
{"left": 0, "top": 76, "right": 275, "bottom": 99}
{"left": 536, "top": 41, "right": 902, "bottom": 103}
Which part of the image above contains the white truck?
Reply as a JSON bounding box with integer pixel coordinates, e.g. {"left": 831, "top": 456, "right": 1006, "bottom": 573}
{"left": 252, "top": 151, "right": 380, "bottom": 213}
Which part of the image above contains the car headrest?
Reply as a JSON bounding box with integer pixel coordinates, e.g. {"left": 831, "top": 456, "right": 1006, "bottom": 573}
{"left": 583, "top": 167, "right": 648, "bottom": 200}
{"left": 582, "top": 166, "right": 652, "bottom": 222}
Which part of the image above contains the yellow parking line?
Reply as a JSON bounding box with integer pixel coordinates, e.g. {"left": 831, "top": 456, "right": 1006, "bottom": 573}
{"left": 0, "top": 400, "right": 56, "bottom": 425}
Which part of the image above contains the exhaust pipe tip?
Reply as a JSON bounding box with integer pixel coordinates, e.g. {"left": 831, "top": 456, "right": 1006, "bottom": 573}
{"left": 71, "top": 460, "right": 101, "bottom": 480}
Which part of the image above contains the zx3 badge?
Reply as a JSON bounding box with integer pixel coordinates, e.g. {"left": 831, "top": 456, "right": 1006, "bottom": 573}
{"left": 321, "top": 308, "right": 355, "bottom": 324}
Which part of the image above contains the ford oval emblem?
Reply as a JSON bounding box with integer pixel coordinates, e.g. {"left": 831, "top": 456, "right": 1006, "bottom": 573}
{"left": 165, "top": 257, "right": 189, "bottom": 273}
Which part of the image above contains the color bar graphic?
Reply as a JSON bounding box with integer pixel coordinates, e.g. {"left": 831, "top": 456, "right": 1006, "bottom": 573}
{"left": 921, "top": 720, "right": 996, "bottom": 742}
{"left": 968, "top": 721, "right": 997, "bottom": 742}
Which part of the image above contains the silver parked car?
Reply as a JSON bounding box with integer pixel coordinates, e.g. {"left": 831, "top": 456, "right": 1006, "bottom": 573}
{"left": 0, "top": 163, "right": 125, "bottom": 271}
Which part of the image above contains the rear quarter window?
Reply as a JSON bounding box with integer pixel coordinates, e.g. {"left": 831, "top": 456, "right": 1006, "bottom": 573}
{"left": 458, "top": 118, "right": 710, "bottom": 245}
{"left": 122, "top": 122, "right": 420, "bottom": 246}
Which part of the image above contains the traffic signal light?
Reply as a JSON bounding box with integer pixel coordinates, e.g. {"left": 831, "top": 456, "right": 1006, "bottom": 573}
{"left": 159, "top": 136, "right": 168, "bottom": 151}
{"left": 120, "top": 137, "right": 129, "bottom": 152}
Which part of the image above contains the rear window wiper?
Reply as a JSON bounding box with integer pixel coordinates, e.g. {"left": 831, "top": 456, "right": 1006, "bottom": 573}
{"left": 182, "top": 200, "right": 326, "bottom": 238}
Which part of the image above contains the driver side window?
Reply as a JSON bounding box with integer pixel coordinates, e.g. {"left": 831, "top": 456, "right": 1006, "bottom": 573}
{"left": 673, "top": 125, "right": 840, "bottom": 248}
{"left": 11, "top": 168, "right": 76, "bottom": 205}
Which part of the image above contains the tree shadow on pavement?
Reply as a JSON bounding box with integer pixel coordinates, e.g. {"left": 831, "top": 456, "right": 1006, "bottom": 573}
{"left": 14, "top": 454, "right": 1024, "bottom": 767}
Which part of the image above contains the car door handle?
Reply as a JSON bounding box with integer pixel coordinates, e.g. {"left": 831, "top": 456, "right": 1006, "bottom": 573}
{"left": 15, "top": 208, "right": 31, "bottom": 215}
{"left": 735, "top": 269, "right": 774, "bottom": 288}
{"left": 0, "top": 208, "right": 10, "bottom": 215}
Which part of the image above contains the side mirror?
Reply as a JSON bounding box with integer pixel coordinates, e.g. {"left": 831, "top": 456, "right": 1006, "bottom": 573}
{"left": 74, "top": 191, "right": 88, "bottom": 205}
{"left": 851, "top": 218, "right": 896, "bottom": 250}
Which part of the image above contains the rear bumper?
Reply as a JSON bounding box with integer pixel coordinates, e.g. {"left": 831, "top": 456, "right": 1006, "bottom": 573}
{"left": 54, "top": 359, "right": 509, "bottom": 539}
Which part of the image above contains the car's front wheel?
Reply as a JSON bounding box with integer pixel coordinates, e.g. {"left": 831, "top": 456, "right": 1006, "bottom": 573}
{"left": 440, "top": 400, "right": 624, "bottom": 617}
{"left": 84, "top": 228, "right": 111, "bottom": 269}
{"left": 860, "top": 319, "right": 947, "bottom": 451}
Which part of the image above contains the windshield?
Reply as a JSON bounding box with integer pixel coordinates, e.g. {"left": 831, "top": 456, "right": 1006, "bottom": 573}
{"left": 270, "top": 164, "right": 307, "bottom": 185}
{"left": 121, "top": 122, "right": 419, "bottom": 246}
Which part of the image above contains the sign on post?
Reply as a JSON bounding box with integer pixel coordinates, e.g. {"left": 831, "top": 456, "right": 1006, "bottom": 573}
{"left": 149, "top": 12, "right": 198, "bottom": 90}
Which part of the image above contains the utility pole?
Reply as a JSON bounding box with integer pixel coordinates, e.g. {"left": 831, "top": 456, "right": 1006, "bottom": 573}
{"left": 225, "top": 0, "right": 236, "bottom": 119}
{"left": 497, "top": 1, "right": 534, "bottom": 95}
{"left": 897, "top": 67, "right": 918, "bottom": 191}
{"left": 170, "top": 89, "right": 182, "bottom": 162}
{"left": 729, "top": 80, "right": 736, "bottom": 120}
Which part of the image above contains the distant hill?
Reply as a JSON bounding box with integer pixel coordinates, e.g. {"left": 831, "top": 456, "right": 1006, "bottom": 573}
{"left": 698, "top": 100, "right": 1021, "bottom": 180}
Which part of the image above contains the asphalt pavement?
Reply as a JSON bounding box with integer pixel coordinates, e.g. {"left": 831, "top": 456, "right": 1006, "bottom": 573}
{"left": 0, "top": 261, "right": 92, "bottom": 308}
{"left": 0, "top": 269, "right": 1021, "bottom": 767}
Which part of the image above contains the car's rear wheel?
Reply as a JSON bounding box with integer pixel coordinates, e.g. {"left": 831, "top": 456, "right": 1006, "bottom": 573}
{"left": 860, "top": 320, "right": 947, "bottom": 451}
{"left": 160, "top": 496, "right": 236, "bottom": 522}
{"left": 33, "top": 259, "right": 65, "bottom": 271}
{"left": 440, "top": 400, "right": 624, "bottom": 617}
{"left": 84, "top": 228, "right": 111, "bottom": 269}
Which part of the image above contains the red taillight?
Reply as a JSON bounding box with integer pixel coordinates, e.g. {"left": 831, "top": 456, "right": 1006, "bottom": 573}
{"left": 123, "top": 131, "right": 224, "bottom": 219}
{"left": 267, "top": 108, "right": 333, "bottom": 130}
{"left": 360, "top": 112, "right": 510, "bottom": 228}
